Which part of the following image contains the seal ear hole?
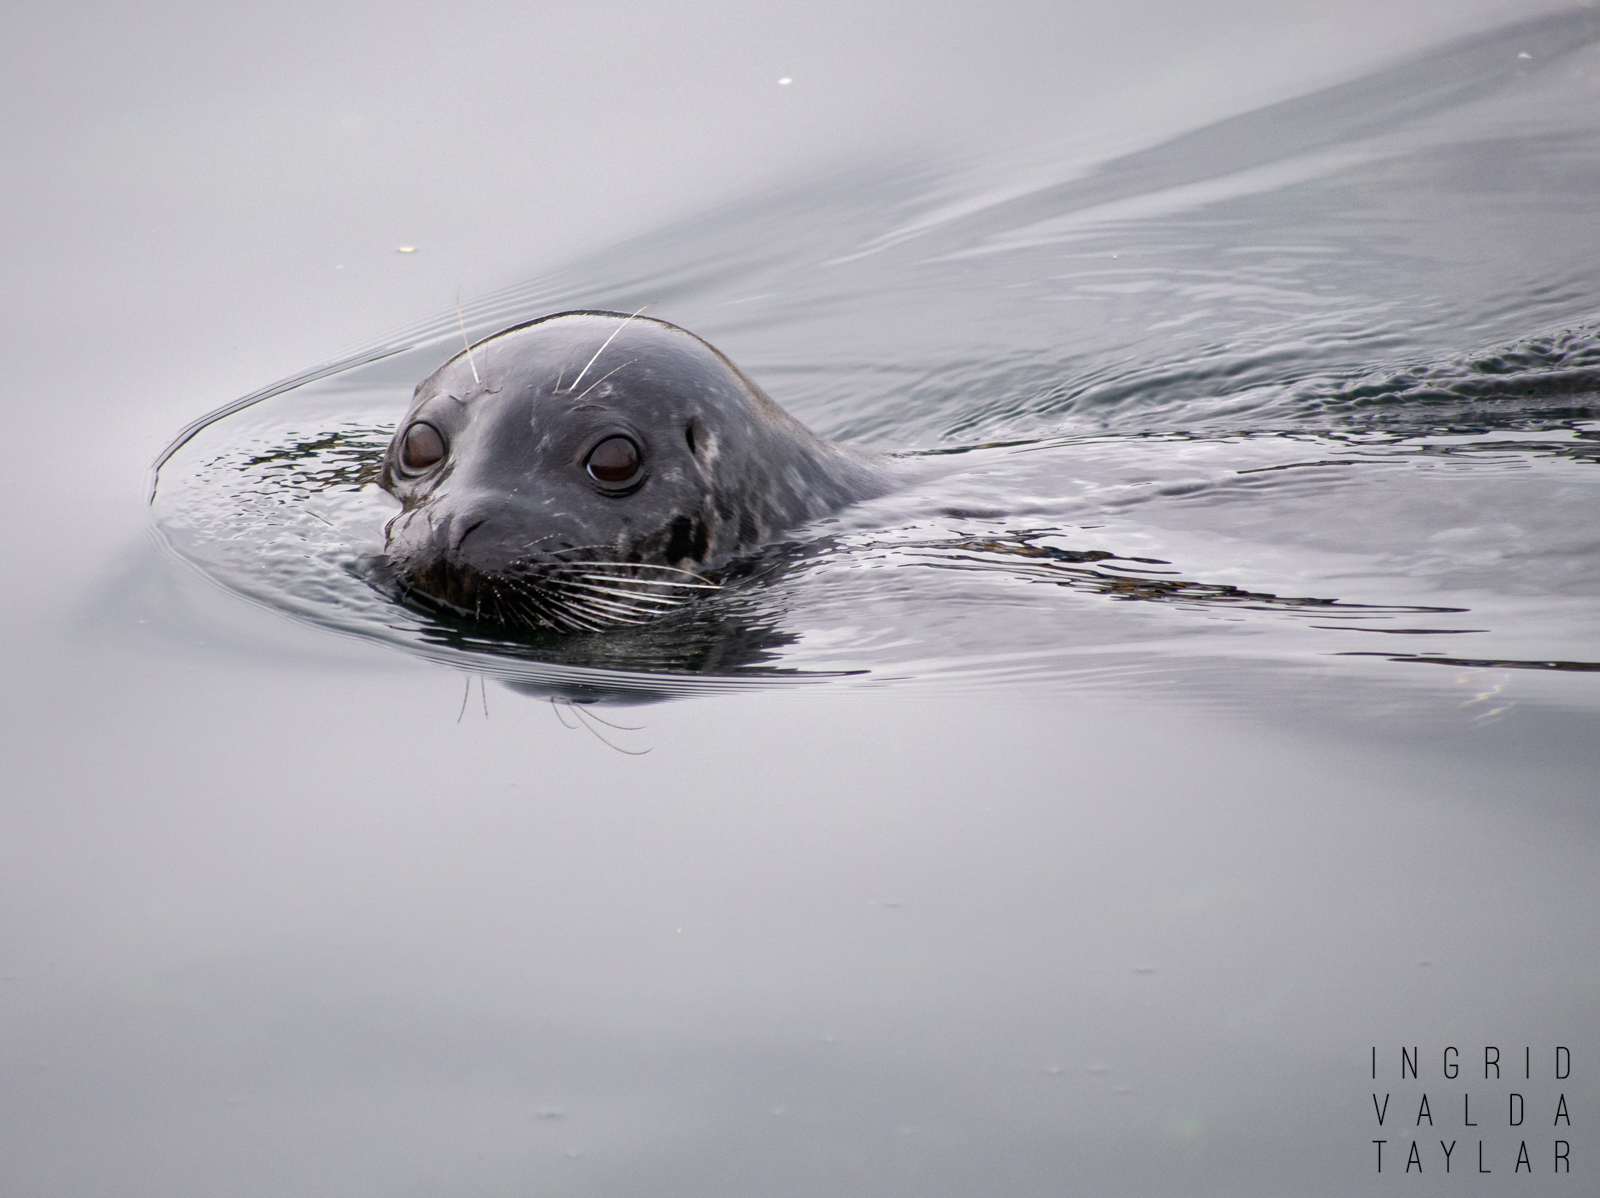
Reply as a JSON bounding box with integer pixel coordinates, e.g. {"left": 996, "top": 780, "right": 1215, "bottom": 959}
{"left": 685, "top": 421, "right": 697, "bottom": 455}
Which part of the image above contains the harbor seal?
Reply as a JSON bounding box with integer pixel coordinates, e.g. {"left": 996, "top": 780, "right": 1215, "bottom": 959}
{"left": 379, "top": 310, "right": 894, "bottom": 632}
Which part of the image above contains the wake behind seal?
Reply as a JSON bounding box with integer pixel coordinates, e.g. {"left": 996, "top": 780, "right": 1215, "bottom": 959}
{"left": 379, "top": 311, "right": 898, "bottom": 632}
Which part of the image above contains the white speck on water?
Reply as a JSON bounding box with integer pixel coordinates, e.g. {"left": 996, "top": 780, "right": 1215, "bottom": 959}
{"left": 778, "top": 77, "right": 792, "bottom": 85}
{"left": 1518, "top": 51, "right": 1532, "bottom": 59}
{"left": 397, "top": 246, "right": 416, "bottom": 253}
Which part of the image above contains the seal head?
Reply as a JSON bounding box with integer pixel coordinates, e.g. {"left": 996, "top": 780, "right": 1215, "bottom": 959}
{"left": 379, "top": 311, "right": 888, "bottom": 631}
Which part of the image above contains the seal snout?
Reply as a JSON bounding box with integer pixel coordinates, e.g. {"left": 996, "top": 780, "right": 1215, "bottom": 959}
{"left": 393, "top": 492, "right": 553, "bottom": 570}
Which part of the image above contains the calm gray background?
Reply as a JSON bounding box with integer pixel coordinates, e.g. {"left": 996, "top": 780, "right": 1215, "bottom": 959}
{"left": 2, "top": 2, "right": 1594, "bottom": 1195}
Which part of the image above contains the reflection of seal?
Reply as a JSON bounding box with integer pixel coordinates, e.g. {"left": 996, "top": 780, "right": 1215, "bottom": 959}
{"left": 380, "top": 311, "right": 894, "bottom": 632}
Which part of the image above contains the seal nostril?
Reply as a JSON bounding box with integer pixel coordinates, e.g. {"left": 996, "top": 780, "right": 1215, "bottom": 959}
{"left": 452, "top": 518, "right": 487, "bottom": 550}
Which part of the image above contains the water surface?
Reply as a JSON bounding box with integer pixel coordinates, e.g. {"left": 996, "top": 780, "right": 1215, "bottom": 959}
{"left": 4, "top": 5, "right": 1599, "bottom": 1196}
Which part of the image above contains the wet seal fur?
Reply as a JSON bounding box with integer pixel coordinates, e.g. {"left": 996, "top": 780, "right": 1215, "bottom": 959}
{"left": 380, "top": 311, "right": 896, "bottom": 632}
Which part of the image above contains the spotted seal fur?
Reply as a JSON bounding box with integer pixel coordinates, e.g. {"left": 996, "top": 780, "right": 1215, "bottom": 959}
{"left": 379, "top": 311, "right": 896, "bottom": 631}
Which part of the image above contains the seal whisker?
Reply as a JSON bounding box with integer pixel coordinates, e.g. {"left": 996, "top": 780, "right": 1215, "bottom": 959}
{"left": 508, "top": 593, "right": 556, "bottom": 631}
{"left": 529, "top": 545, "right": 611, "bottom": 562}
{"left": 484, "top": 579, "right": 513, "bottom": 626}
{"left": 560, "top": 585, "right": 644, "bottom": 618}
{"left": 543, "top": 579, "right": 687, "bottom": 608}
{"left": 544, "top": 571, "right": 705, "bottom": 601}
{"left": 560, "top": 596, "right": 680, "bottom": 617}
{"left": 570, "top": 574, "right": 720, "bottom": 592}
{"left": 556, "top": 592, "right": 651, "bottom": 625}
{"left": 565, "top": 304, "right": 648, "bottom": 394}
{"left": 560, "top": 608, "right": 613, "bottom": 633}
{"left": 550, "top": 559, "right": 718, "bottom": 582}
{"left": 566, "top": 705, "right": 645, "bottom": 732}
{"left": 572, "top": 359, "right": 637, "bottom": 405}
{"left": 542, "top": 588, "right": 656, "bottom": 621}
{"left": 455, "top": 287, "right": 481, "bottom": 385}
{"left": 547, "top": 566, "right": 723, "bottom": 595}
{"left": 524, "top": 583, "right": 612, "bottom": 632}
{"left": 497, "top": 575, "right": 595, "bottom": 633}
{"left": 536, "top": 602, "right": 586, "bottom": 633}
{"left": 445, "top": 555, "right": 728, "bottom": 631}
{"left": 491, "top": 575, "right": 570, "bottom": 632}
{"left": 555, "top": 699, "right": 653, "bottom": 755}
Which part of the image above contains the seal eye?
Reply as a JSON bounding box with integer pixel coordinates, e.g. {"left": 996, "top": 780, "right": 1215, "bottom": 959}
{"left": 586, "top": 436, "right": 641, "bottom": 486}
{"left": 400, "top": 421, "right": 445, "bottom": 472}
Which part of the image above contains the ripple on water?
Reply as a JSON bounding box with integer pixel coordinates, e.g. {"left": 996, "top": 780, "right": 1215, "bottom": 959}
{"left": 152, "top": 9, "right": 1600, "bottom": 700}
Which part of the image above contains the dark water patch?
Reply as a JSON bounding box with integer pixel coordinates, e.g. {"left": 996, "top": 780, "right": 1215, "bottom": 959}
{"left": 237, "top": 427, "right": 390, "bottom": 491}
{"left": 1342, "top": 652, "right": 1600, "bottom": 673}
{"left": 1269, "top": 324, "right": 1600, "bottom": 429}
{"left": 870, "top": 529, "right": 1469, "bottom": 619}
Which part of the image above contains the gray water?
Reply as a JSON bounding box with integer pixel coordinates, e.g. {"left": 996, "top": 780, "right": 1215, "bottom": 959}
{"left": 4, "top": 2, "right": 1598, "bottom": 1195}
